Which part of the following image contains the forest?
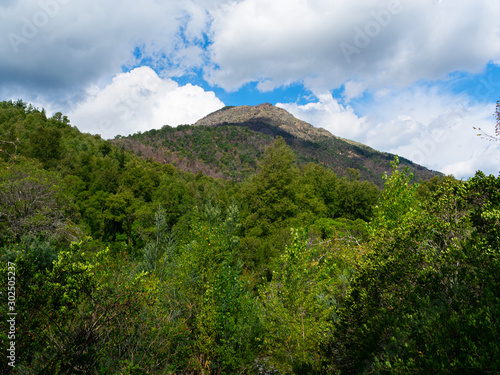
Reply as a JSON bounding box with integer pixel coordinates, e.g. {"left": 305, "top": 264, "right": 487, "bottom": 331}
{"left": 111, "top": 103, "right": 438, "bottom": 187}
{"left": 0, "top": 99, "right": 499, "bottom": 374}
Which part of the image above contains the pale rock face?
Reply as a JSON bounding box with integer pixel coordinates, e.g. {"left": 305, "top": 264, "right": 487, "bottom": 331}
{"left": 194, "top": 103, "right": 336, "bottom": 142}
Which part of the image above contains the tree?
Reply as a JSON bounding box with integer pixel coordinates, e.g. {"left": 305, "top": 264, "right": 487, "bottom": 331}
{"left": 51, "top": 111, "right": 70, "bottom": 125}
{"left": 171, "top": 202, "right": 261, "bottom": 374}
{"left": 0, "top": 130, "right": 20, "bottom": 163}
{"left": 29, "top": 125, "right": 62, "bottom": 164}
{"left": 0, "top": 238, "right": 183, "bottom": 374}
{"left": 328, "top": 161, "right": 500, "bottom": 374}
{"left": 473, "top": 99, "right": 500, "bottom": 143}
{"left": 336, "top": 175, "right": 380, "bottom": 221}
{"left": 242, "top": 137, "right": 299, "bottom": 230}
{"left": 103, "top": 189, "right": 138, "bottom": 245}
{"left": 368, "top": 155, "right": 419, "bottom": 237}
{"left": 120, "top": 159, "right": 160, "bottom": 202}
{"left": 140, "top": 205, "right": 176, "bottom": 280}
{"left": 0, "top": 163, "right": 70, "bottom": 242}
{"left": 297, "top": 163, "right": 335, "bottom": 218}
{"left": 258, "top": 225, "right": 369, "bottom": 374}
{"left": 239, "top": 137, "right": 302, "bottom": 275}
{"left": 153, "top": 174, "right": 192, "bottom": 228}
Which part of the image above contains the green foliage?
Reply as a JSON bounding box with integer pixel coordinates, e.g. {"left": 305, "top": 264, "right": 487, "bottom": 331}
{"left": 0, "top": 239, "right": 100, "bottom": 373}
{"left": 139, "top": 204, "right": 176, "bottom": 280}
{"left": 312, "top": 217, "right": 368, "bottom": 241}
{"left": 0, "top": 236, "right": 58, "bottom": 273}
{"left": 299, "top": 163, "right": 338, "bottom": 218}
{"left": 258, "top": 228, "right": 331, "bottom": 374}
{"left": 120, "top": 159, "right": 160, "bottom": 202}
{"left": 29, "top": 125, "right": 62, "bottom": 165}
{"left": 328, "top": 160, "right": 500, "bottom": 374}
{"left": 5, "top": 100, "right": 488, "bottom": 374}
{"left": 0, "top": 238, "right": 184, "bottom": 374}
{"left": 242, "top": 137, "right": 299, "bottom": 234}
{"left": 239, "top": 138, "right": 302, "bottom": 276}
{"left": 336, "top": 172, "right": 380, "bottom": 222}
{"left": 240, "top": 140, "right": 378, "bottom": 280}
{"left": 171, "top": 203, "right": 262, "bottom": 374}
{"left": 369, "top": 155, "right": 420, "bottom": 238}
{"left": 258, "top": 228, "right": 369, "bottom": 374}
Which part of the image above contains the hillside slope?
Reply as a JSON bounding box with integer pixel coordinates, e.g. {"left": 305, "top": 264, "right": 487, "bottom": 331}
{"left": 114, "top": 103, "right": 441, "bottom": 186}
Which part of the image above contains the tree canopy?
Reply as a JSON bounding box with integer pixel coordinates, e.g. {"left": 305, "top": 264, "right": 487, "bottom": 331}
{"left": 0, "top": 99, "right": 498, "bottom": 374}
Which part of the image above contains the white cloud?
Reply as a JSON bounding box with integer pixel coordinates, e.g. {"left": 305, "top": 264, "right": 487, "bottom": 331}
{"left": 278, "top": 88, "right": 499, "bottom": 179}
{"left": 2, "top": 0, "right": 499, "bottom": 101}
{"left": 343, "top": 81, "right": 367, "bottom": 101}
{"left": 206, "top": 0, "right": 500, "bottom": 92}
{"left": 67, "top": 67, "right": 224, "bottom": 139}
{"left": 0, "top": 0, "right": 219, "bottom": 102}
{"left": 277, "top": 93, "right": 365, "bottom": 140}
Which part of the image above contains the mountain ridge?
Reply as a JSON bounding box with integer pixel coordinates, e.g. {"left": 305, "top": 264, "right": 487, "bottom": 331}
{"left": 194, "top": 103, "right": 335, "bottom": 141}
{"left": 114, "top": 103, "right": 442, "bottom": 186}
{"left": 195, "top": 103, "right": 378, "bottom": 150}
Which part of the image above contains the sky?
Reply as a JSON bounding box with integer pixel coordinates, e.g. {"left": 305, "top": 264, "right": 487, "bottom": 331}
{"left": 1, "top": 0, "right": 500, "bottom": 179}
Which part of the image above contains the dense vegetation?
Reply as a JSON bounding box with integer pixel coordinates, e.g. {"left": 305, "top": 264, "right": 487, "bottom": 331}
{"left": 113, "top": 104, "right": 440, "bottom": 187}
{"left": 0, "top": 99, "right": 498, "bottom": 374}
{"left": 115, "top": 124, "right": 271, "bottom": 181}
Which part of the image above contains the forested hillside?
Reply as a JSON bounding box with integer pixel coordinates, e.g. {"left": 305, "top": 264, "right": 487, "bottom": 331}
{"left": 114, "top": 103, "right": 440, "bottom": 187}
{"left": 0, "top": 99, "right": 499, "bottom": 374}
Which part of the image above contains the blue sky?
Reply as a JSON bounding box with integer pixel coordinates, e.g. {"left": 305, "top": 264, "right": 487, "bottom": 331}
{"left": 1, "top": 0, "right": 499, "bottom": 178}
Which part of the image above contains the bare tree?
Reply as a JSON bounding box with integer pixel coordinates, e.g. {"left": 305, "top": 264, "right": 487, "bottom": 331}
{"left": 0, "top": 165, "right": 68, "bottom": 239}
{"left": 0, "top": 131, "right": 20, "bottom": 163}
{"left": 474, "top": 100, "right": 500, "bottom": 143}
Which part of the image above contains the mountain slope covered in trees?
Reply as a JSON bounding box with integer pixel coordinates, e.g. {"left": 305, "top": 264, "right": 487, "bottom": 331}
{"left": 114, "top": 103, "right": 440, "bottom": 187}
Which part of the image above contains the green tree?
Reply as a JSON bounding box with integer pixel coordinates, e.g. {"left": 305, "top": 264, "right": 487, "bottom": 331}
{"left": 299, "top": 163, "right": 338, "bottom": 218}
{"left": 103, "top": 189, "right": 138, "bottom": 246}
{"left": 29, "top": 125, "right": 62, "bottom": 164}
{"left": 239, "top": 137, "right": 303, "bottom": 276}
{"left": 172, "top": 203, "right": 261, "bottom": 374}
{"left": 153, "top": 174, "right": 193, "bottom": 228}
{"left": 242, "top": 137, "right": 299, "bottom": 237}
{"left": 368, "top": 156, "right": 419, "bottom": 237}
{"left": 336, "top": 169, "right": 380, "bottom": 221}
{"left": 0, "top": 238, "right": 185, "bottom": 374}
{"left": 139, "top": 205, "right": 176, "bottom": 280}
{"left": 328, "top": 161, "right": 500, "bottom": 374}
{"left": 259, "top": 227, "right": 369, "bottom": 374}
{"left": 120, "top": 160, "right": 160, "bottom": 202}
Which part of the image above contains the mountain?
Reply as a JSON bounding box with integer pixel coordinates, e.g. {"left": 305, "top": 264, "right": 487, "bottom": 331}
{"left": 194, "top": 103, "right": 335, "bottom": 141}
{"left": 113, "top": 103, "right": 441, "bottom": 186}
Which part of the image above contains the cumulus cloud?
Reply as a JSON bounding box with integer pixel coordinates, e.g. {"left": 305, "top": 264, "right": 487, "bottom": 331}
{"left": 206, "top": 0, "right": 500, "bottom": 92}
{"left": 67, "top": 67, "right": 224, "bottom": 139}
{"left": 277, "top": 93, "right": 366, "bottom": 140}
{"left": 278, "top": 88, "right": 499, "bottom": 179}
{"left": 0, "top": 0, "right": 219, "bottom": 103}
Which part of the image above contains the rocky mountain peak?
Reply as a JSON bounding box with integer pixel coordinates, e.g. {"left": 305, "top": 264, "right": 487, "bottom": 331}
{"left": 194, "top": 103, "right": 334, "bottom": 142}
